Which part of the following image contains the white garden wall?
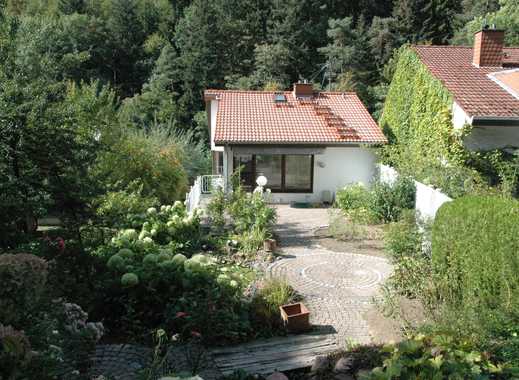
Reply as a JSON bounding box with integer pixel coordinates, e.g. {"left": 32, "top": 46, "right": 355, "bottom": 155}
{"left": 377, "top": 164, "right": 452, "bottom": 221}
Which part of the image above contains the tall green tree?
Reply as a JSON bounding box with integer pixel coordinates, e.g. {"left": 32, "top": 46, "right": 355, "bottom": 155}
{"left": 393, "top": 0, "right": 460, "bottom": 44}
{"left": 453, "top": 0, "right": 519, "bottom": 46}
{"left": 319, "top": 17, "right": 377, "bottom": 105}
{"left": 0, "top": 14, "right": 117, "bottom": 248}
{"left": 120, "top": 43, "right": 180, "bottom": 131}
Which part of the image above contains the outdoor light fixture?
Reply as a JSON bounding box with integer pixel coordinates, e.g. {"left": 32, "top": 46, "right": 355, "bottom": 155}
{"left": 256, "top": 175, "right": 268, "bottom": 187}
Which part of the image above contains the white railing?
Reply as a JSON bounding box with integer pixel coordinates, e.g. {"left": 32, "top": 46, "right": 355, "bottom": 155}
{"left": 201, "top": 175, "right": 224, "bottom": 194}
{"left": 185, "top": 175, "right": 223, "bottom": 212}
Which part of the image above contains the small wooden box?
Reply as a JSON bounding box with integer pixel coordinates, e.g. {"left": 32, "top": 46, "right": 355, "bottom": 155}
{"left": 280, "top": 303, "right": 310, "bottom": 333}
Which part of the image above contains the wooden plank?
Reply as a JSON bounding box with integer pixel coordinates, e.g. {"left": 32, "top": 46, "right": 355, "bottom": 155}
{"left": 215, "top": 344, "right": 337, "bottom": 370}
{"left": 210, "top": 334, "right": 331, "bottom": 354}
{"left": 214, "top": 342, "right": 336, "bottom": 367}
{"left": 210, "top": 333, "right": 339, "bottom": 375}
{"left": 212, "top": 339, "right": 336, "bottom": 362}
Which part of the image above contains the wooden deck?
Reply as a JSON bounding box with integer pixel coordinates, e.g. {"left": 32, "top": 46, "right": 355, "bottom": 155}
{"left": 210, "top": 334, "right": 339, "bottom": 375}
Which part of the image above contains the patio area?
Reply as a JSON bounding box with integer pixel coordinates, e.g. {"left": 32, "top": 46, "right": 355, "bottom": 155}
{"left": 268, "top": 205, "right": 395, "bottom": 346}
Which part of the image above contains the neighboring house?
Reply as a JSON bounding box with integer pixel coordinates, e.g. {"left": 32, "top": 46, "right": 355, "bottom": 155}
{"left": 204, "top": 84, "right": 387, "bottom": 203}
{"left": 413, "top": 28, "right": 519, "bottom": 151}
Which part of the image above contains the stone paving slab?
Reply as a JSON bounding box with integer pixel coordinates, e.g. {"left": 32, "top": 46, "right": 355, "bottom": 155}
{"left": 269, "top": 205, "right": 393, "bottom": 346}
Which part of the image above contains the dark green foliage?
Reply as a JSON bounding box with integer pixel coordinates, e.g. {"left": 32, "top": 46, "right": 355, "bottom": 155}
{"left": 432, "top": 196, "right": 519, "bottom": 312}
{"left": 384, "top": 210, "right": 431, "bottom": 299}
{"left": 95, "top": 126, "right": 188, "bottom": 204}
{"left": 453, "top": 0, "right": 519, "bottom": 46}
{"left": 370, "top": 177, "right": 416, "bottom": 223}
{"left": 393, "top": 0, "right": 460, "bottom": 44}
{"left": 0, "top": 254, "right": 48, "bottom": 327}
{"left": 120, "top": 42, "right": 180, "bottom": 130}
{"left": 0, "top": 325, "right": 32, "bottom": 380}
{"left": 335, "top": 177, "right": 415, "bottom": 224}
{"left": 431, "top": 196, "right": 519, "bottom": 366}
{"left": 367, "top": 333, "right": 518, "bottom": 379}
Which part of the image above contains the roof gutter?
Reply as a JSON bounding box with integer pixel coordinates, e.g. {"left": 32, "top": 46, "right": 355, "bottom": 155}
{"left": 471, "top": 116, "right": 519, "bottom": 127}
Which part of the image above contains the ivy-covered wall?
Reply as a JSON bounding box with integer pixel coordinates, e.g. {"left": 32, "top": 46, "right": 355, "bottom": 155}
{"left": 379, "top": 46, "right": 498, "bottom": 198}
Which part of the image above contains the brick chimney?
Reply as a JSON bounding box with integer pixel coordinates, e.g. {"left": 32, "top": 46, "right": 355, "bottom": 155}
{"left": 473, "top": 28, "right": 505, "bottom": 67}
{"left": 293, "top": 82, "right": 314, "bottom": 98}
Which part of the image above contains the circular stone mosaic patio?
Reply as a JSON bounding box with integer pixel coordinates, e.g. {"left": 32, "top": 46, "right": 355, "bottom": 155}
{"left": 268, "top": 251, "right": 392, "bottom": 345}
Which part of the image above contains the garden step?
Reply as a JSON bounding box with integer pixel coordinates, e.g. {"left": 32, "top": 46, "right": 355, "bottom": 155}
{"left": 210, "top": 333, "right": 338, "bottom": 375}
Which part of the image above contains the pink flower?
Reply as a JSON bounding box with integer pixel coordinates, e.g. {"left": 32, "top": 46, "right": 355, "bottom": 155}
{"left": 175, "top": 312, "right": 188, "bottom": 318}
{"left": 190, "top": 330, "right": 202, "bottom": 338}
{"left": 56, "top": 237, "right": 65, "bottom": 252}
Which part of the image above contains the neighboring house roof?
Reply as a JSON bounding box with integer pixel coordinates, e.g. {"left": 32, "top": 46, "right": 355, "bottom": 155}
{"left": 413, "top": 45, "right": 519, "bottom": 119}
{"left": 205, "top": 90, "right": 387, "bottom": 145}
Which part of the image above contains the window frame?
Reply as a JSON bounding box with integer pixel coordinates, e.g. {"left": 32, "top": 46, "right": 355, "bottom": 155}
{"left": 234, "top": 154, "right": 314, "bottom": 193}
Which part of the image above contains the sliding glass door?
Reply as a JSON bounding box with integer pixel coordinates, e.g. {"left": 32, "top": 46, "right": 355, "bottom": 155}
{"left": 234, "top": 154, "right": 313, "bottom": 193}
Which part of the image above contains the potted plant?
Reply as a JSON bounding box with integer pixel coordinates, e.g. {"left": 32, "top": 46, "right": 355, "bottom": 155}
{"left": 280, "top": 303, "right": 310, "bottom": 333}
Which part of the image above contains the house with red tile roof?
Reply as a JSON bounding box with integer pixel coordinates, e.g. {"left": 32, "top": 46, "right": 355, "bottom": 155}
{"left": 204, "top": 83, "right": 386, "bottom": 203}
{"left": 413, "top": 28, "right": 519, "bottom": 151}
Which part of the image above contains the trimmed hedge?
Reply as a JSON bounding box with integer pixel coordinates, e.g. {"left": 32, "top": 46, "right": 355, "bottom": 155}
{"left": 432, "top": 196, "right": 519, "bottom": 311}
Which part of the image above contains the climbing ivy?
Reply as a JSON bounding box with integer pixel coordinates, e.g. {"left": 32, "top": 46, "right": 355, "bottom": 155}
{"left": 379, "top": 46, "right": 517, "bottom": 198}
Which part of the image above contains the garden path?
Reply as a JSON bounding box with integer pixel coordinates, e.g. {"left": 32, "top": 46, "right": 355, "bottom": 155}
{"left": 268, "top": 205, "right": 393, "bottom": 346}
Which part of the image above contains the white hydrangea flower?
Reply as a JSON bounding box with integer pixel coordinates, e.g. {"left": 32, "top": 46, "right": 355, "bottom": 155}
{"left": 147, "top": 207, "right": 157, "bottom": 215}
{"left": 230, "top": 280, "right": 239, "bottom": 288}
{"left": 142, "top": 237, "right": 153, "bottom": 244}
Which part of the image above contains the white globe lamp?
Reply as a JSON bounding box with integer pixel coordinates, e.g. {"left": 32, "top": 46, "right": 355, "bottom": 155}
{"left": 256, "top": 175, "right": 268, "bottom": 187}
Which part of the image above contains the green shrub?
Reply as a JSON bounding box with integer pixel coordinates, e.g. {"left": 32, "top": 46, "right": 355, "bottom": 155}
{"left": 95, "top": 126, "right": 188, "bottom": 204}
{"left": 207, "top": 187, "right": 226, "bottom": 231}
{"left": 431, "top": 196, "right": 519, "bottom": 366}
{"left": 0, "top": 325, "right": 32, "bottom": 380}
{"left": 250, "top": 278, "right": 299, "bottom": 334}
{"left": 328, "top": 209, "right": 370, "bottom": 241}
{"left": 94, "top": 201, "right": 257, "bottom": 342}
{"left": 335, "top": 183, "right": 377, "bottom": 224}
{"left": 368, "top": 333, "right": 518, "bottom": 379}
{"left": 383, "top": 210, "right": 430, "bottom": 299}
{"left": 336, "top": 178, "right": 415, "bottom": 224}
{"left": 0, "top": 254, "right": 48, "bottom": 327}
{"left": 432, "top": 196, "right": 519, "bottom": 313}
{"left": 95, "top": 180, "right": 159, "bottom": 228}
{"left": 371, "top": 177, "right": 415, "bottom": 223}
{"left": 211, "top": 185, "right": 277, "bottom": 254}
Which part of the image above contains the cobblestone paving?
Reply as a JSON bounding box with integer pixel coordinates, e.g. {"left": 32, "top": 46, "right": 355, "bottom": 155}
{"left": 269, "top": 205, "right": 392, "bottom": 346}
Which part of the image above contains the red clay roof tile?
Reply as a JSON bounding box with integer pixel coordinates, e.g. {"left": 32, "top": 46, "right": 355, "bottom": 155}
{"left": 413, "top": 45, "right": 519, "bottom": 118}
{"left": 205, "top": 90, "right": 387, "bottom": 145}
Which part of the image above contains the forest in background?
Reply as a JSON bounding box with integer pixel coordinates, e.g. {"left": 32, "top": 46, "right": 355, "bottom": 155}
{"left": 1, "top": 0, "right": 518, "bottom": 243}
{"left": 2, "top": 0, "right": 518, "bottom": 139}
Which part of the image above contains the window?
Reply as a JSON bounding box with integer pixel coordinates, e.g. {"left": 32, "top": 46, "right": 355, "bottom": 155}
{"left": 256, "top": 155, "right": 282, "bottom": 190}
{"left": 285, "top": 155, "right": 312, "bottom": 191}
{"left": 233, "top": 154, "right": 314, "bottom": 192}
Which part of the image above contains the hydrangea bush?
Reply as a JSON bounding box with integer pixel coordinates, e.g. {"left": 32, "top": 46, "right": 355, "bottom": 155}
{"left": 95, "top": 201, "right": 256, "bottom": 343}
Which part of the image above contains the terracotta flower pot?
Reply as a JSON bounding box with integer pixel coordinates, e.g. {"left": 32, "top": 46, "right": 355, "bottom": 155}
{"left": 264, "top": 238, "right": 277, "bottom": 252}
{"left": 280, "top": 302, "right": 311, "bottom": 333}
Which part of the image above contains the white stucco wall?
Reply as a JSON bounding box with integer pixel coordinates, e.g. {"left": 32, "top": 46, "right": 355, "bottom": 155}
{"left": 210, "top": 99, "right": 223, "bottom": 152}
{"left": 452, "top": 101, "right": 471, "bottom": 130}
{"left": 264, "top": 146, "right": 377, "bottom": 204}
{"left": 414, "top": 181, "right": 452, "bottom": 221}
